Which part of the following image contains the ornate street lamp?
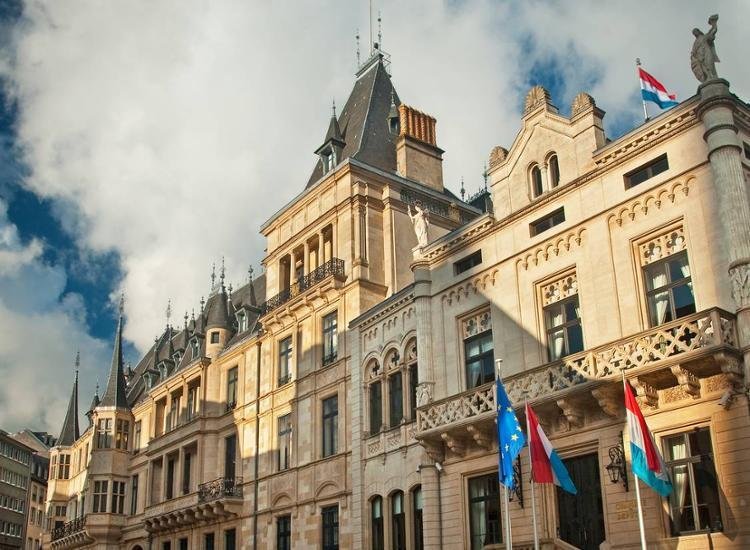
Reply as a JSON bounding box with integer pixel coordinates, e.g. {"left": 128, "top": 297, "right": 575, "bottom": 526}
{"left": 606, "top": 437, "right": 629, "bottom": 492}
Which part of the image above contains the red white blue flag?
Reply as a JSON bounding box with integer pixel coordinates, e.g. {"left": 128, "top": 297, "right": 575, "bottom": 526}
{"left": 526, "top": 403, "right": 577, "bottom": 494}
{"left": 639, "top": 67, "right": 678, "bottom": 109}
{"left": 624, "top": 379, "right": 672, "bottom": 497}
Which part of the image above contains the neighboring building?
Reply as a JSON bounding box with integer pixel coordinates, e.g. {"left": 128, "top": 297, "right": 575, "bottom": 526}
{"left": 0, "top": 431, "right": 32, "bottom": 550}
{"left": 43, "top": 44, "right": 750, "bottom": 549}
{"left": 11, "top": 431, "right": 53, "bottom": 550}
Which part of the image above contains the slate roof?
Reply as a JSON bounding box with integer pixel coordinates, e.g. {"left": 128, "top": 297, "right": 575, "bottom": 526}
{"left": 99, "top": 313, "right": 129, "bottom": 409}
{"left": 57, "top": 372, "right": 79, "bottom": 446}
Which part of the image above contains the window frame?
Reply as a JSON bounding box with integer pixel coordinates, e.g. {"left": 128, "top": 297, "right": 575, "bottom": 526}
{"left": 530, "top": 164, "right": 543, "bottom": 198}
{"left": 463, "top": 330, "right": 494, "bottom": 390}
{"left": 322, "top": 311, "right": 338, "bottom": 366}
{"left": 368, "top": 380, "right": 383, "bottom": 436}
{"left": 277, "top": 514, "right": 292, "bottom": 550}
{"left": 543, "top": 294, "right": 584, "bottom": 361}
{"left": 277, "top": 413, "right": 292, "bottom": 471}
{"left": 412, "top": 485, "right": 424, "bottom": 550}
{"left": 321, "top": 505, "right": 339, "bottom": 550}
{"left": 322, "top": 395, "right": 339, "bottom": 458}
{"left": 548, "top": 153, "right": 560, "bottom": 188}
{"left": 371, "top": 496, "right": 384, "bottom": 550}
{"left": 92, "top": 480, "right": 108, "bottom": 514}
{"left": 530, "top": 207, "right": 565, "bottom": 237}
{"left": 226, "top": 367, "right": 238, "bottom": 409}
{"left": 391, "top": 491, "right": 406, "bottom": 550}
{"left": 454, "top": 250, "right": 482, "bottom": 275}
{"left": 624, "top": 153, "right": 669, "bottom": 189}
{"left": 467, "top": 472, "right": 502, "bottom": 550}
{"left": 278, "top": 336, "right": 293, "bottom": 386}
{"left": 643, "top": 250, "right": 695, "bottom": 327}
{"left": 388, "top": 372, "right": 404, "bottom": 428}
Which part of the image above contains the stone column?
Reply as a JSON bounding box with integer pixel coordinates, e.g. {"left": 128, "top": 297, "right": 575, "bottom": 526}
{"left": 698, "top": 78, "right": 750, "bottom": 384}
{"left": 412, "top": 262, "right": 435, "bottom": 405}
{"left": 419, "top": 463, "right": 442, "bottom": 549}
{"left": 304, "top": 241, "right": 310, "bottom": 275}
{"left": 318, "top": 231, "right": 324, "bottom": 268}
{"left": 288, "top": 253, "right": 294, "bottom": 290}
{"left": 541, "top": 164, "right": 549, "bottom": 193}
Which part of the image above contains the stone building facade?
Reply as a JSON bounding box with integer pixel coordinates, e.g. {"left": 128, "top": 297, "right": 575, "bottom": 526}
{"left": 42, "top": 46, "right": 750, "bottom": 550}
{"left": 0, "top": 431, "right": 32, "bottom": 550}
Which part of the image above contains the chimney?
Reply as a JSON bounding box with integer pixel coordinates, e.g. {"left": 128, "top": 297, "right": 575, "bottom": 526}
{"left": 396, "top": 104, "right": 444, "bottom": 192}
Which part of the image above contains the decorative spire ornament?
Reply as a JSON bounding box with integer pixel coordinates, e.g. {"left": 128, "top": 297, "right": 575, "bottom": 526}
{"left": 210, "top": 263, "right": 216, "bottom": 289}
{"left": 165, "top": 299, "right": 172, "bottom": 328}
{"left": 378, "top": 11, "right": 382, "bottom": 48}
{"left": 184, "top": 311, "right": 189, "bottom": 329}
{"left": 248, "top": 265, "right": 254, "bottom": 283}
{"left": 356, "top": 29, "right": 361, "bottom": 67}
{"left": 460, "top": 177, "right": 465, "bottom": 200}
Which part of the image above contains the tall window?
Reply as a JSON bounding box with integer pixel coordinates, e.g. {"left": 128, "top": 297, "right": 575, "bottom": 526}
{"left": 464, "top": 331, "right": 494, "bottom": 389}
{"left": 278, "top": 337, "right": 292, "bottom": 386}
{"left": 644, "top": 252, "right": 695, "bottom": 326}
{"left": 548, "top": 154, "right": 560, "bottom": 187}
{"left": 166, "top": 455, "right": 176, "bottom": 500}
{"left": 277, "top": 515, "right": 291, "bottom": 550}
{"left": 371, "top": 496, "right": 384, "bottom": 550}
{"left": 224, "top": 528, "right": 236, "bottom": 550}
{"left": 322, "top": 396, "right": 338, "bottom": 458}
{"left": 468, "top": 473, "right": 501, "bottom": 550}
{"left": 169, "top": 394, "right": 181, "bottom": 431}
{"left": 391, "top": 491, "right": 406, "bottom": 550}
{"left": 530, "top": 164, "right": 543, "bottom": 197}
{"left": 187, "top": 385, "right": 199, "bottom": 421}
{"left": 369, "top": 381, "right": 382, "bottom": 435}
{"left": 544, "top": 295, "right": 584, "bottom": 361}
{"left": 237, "top": 311, "right": 248, "bottom": 333}
{"left": 182, "top": 451, "right": 191, "bottom": 494}
{"left": 58, "top": 455, "right": 70, "bottom": 480}
{"left": 130, "top": 475, "right": 139, "bottom": 515}
{"left": 322, "top": 311, "right": 338, "bottom": 365}
{"left": 115, "top": 419, "right": 130, "bottom": 450}
{"left": 277, "top": 414, "right": 292, "bottom": 471}
{"left": 664, "top": 427, "right": 722, "bottom": 534}
{"left": 225, "top": 434, "right": 237, "bottom": 480}
{"left": 388, "top": 373, "right": 404, "bottom": 427}
{"left": 97, "top": 419, "right": 112, "bottom": 449}
{"left": 179, "top": 538, "right": 188, "bottom": 550}
{"left": 92, "top": 481, "right": 108, "bottom": 513}
{"left": 408, "top": 364, "right": 419, "bottom": 421}
{"left": 111, "top": 481, "right": 125, "bottom": 514}
{"left": 226, "top": 367, "right": 238, "bottom": 409}
{"left": 133, "top": 421, "right": 142, "bottom": 453}
{"left": 204, "top": 533, "right": 215, "bottom": 550}
{"left": 412, "top": 486, "right": 424, "bottom": 550}
{"left": 321, "top": 505, "right": 339, "bottom": 550}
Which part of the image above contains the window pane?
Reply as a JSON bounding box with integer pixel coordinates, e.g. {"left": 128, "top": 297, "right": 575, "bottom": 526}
{"left": 669, "top": 463, "right": 695, "bottom": 534}
{"left": 645, "top": 264, "right": 668, "bottom": 291}
{"left": 648, "top": 291, "right": 672, "bottom": 325}
{"left": 668, "top": 255, "right": 690, "bottom": 281}
{"left": 548, "top": 329, "right": 565, "bottom": 361}
{"left": 389, "top": 374, "right": 403, "bottom": 427}
{"left": 370, "top": 382, "right": 382, "bottom": 434}
{"left": 566, "top": 323, "right": 584, "bottom": 355}
{"left": 545, "top": 304, "right": 563, "bottom": 328}
{"left": 564, "top": 299, "right": 580, "bottom": 321}
{"left": 672, "top": 283, "right": 696, "bottom": 318}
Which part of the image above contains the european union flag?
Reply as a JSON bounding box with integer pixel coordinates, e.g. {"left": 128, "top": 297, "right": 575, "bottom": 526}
{"left": 496, "top": 379, "right": 526, "bottom": 488}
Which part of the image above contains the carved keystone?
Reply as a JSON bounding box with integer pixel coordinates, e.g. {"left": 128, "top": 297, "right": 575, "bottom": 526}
{"left": 632, "top": 378, "right": 659, "bottom": 409}
{"left": 670, "top": 365, "right": 701, "bottom": 399}
{"left": 591, "top": 385, "right": 622, "bottom": 418}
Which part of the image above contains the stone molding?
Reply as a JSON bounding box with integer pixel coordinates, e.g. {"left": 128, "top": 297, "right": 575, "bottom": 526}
{"left": 460, "top": 310, "right": 492, "bottom": 339}
{"left": 607, "top": 179, "right": 690, "bottom": 228}
{"left": 541, "top": 272, "right": 578, "bottom": 306}
{"left": 516, "top": 228, "right": 586, "bottom": 271}
{"left": 441, "top": 269, "right": 500, "bottom": 307}
{"left": 638, "top": 225, "right": 687, "bottom": 266}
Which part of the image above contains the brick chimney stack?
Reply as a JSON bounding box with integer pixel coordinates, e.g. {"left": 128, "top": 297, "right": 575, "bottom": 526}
{"left": 396, "top": 104, "right": 444, "bottom": 192}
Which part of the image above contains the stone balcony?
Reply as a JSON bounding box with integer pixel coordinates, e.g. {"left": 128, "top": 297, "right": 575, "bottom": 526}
{"left": 416, "top": 307, "right": 741, "bottom": 456}
{"left": 50, "top": 516, "right": 92, "bottom": 549}
{"left": 144, "top": 477, "right": 244, "bottom": 534}
{"left": 261, "top": 258, "right": 346, "bottom": 317}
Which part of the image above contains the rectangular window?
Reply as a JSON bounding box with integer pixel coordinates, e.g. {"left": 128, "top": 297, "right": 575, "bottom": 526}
{"left": 371, "top": 497, "right": 384, "bottom": 550}
{"left": 97, "top": 419, "right": 112, "bottom": 449}
{"left": 321, "top": 505, "right": 339, "bottom": 550}
{"left": 369, "top": 382, "right": 382, "bottom": 435}
{"left": 179, "top": 538, "right": 188, "bottom": 550}
{"left": 111, "top": 481, "right": 125, "bottom": 514}
{"left": 544, "top": 295, "right": 584, "bottom": 361}
{"left": 277, "top": 414, "right": 292, "bottom": 471}
{"left": 210, "top": 331, "right": 220, "bottom": 344}
{"left": 468, "top": 473, "right": 501, "bottom": 550}
{"left": 664, "top": 427, "right": 722, "bottom": 535}
{"left": 224, "top": 528, "right": 236, "bottom": 550}
{"left": 169, "top": 394, "right": 181, "bottom": 431}
{"left": 322, "top": 312, "right": 338, "bottom": 365}
{"left": 408, "top": 365, "right": 419, "bottom": 420}
{"left": 183, "top": 452, "right": 192, "bottom": 495}
{"left": 58, "top": 454, "right": 70, "bottom": 480}
{"left": 226, "top": 367, "right": 238, "bottom": 409}
{"left": 454, "top": 250, "right": 482, "bottom": 275}
{"left": 92, "top": 481, "right": 108, "bottom": 513}
{"left": 204, "top": 533, "right": 215, "bottom": 550}
{"left": 133, "top": 421, "right": 142, "bottom": 453}
{"left": 166, "top": 456, "right": 176, "bottom": 500}
{"left": 644, "top": 251, "right": 695, "bottom": 326}
{"left": 322, "top": 395, "right": 339, "bottom": 458}
{"left": 530, "top": 207, "right": 565, "bottom": 236}
{"left": 389, "top": 373, "right": 404, "bottom": 428}
{"left": 130, "top": 475, "right": 139, "bottom": 515}
{"left": 187, "top": 384, "right": 199, "bottom": 421}
{"left": 278, "top": 337, "right": 292, "bottom": 386}
{"left": 625, "top": 153, "right": 669, "bottom": 188}
{"left": 115, "top": 419, "right": 130, "bottom": 450}
{"left": 162, "top": 542, "right": 171, "bottom": 550}
{"left": 277, "top": 514, "right": 291, "bottom": 550}
{"left": 224, "top": 435, "right": 237, "bottom": 480}
{"left": 464, "top": 331, "right": 494, "bottom": 389}
{"left": 743, "top": 141, "right": 750, "bottom": 159}
{"left": 237, "top": 312, "right": 248, "bottom": 333}
{"left": 412, "top": 486, "right": 424, "bottom": 550}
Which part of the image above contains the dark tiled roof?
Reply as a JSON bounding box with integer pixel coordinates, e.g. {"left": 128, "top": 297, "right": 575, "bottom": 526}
{"left": 99, "top": 314, "right": 129, "bottom": 409}
{"left": 57, "top": 373, "right": 79, "bottom": 446}
{"left": 205, "top": 289, "right": 231, "bottom": 330}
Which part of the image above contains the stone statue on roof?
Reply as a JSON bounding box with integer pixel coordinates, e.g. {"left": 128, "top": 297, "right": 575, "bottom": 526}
{"left": 408, "top": 201, "right": 430, "bottom": 249}
{"left": 691, "top": 14, "right": 720, "bottom": 83}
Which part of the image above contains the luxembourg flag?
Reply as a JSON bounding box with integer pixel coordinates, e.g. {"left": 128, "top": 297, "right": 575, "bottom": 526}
{"left": 525, "top": 403, "right": 577, "bottom": 494}
{"left": 639, "top": 67, "right": 678, "bottom": 109}
{"left": 624, "top": 379, "right": 673, "bottom": 497}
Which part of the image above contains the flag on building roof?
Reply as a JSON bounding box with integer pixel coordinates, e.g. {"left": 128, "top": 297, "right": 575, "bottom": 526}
{"left": 639, "top": 67, "right": 678, "bottom": 109}
{"left": 526, "top": 403, "right": 577, "bottom": 494}
{"left": 624, "top": 379, "right": 673, "bottom": 497}
{"left": 496, "top": 379, "right": 526, "bottom": 488}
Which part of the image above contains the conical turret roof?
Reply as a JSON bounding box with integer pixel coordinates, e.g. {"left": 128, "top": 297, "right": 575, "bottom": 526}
{"left": 100, "top": 297, "right": 129, "bottom": 409}
{"left": 57, "top": 357, "right": 80, "bottom": 446}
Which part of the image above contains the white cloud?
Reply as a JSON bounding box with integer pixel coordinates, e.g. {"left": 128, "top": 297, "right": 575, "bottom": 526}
{"left": 0, "top": 2, "right": 746, "bottom": 418}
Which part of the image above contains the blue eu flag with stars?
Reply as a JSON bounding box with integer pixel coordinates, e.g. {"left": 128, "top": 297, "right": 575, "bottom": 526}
{"left": 496, "top": 379, "right": 526, "bottom": 488}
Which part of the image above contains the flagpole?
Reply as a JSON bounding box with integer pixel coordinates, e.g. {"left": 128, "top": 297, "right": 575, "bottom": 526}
{"left": 636, "top": 58, "right": 649, "bottom": 122}
{"left": 496, "top": 359, "right": 513, "bottom": 549}
{"left": 525, "top": 401, "right": 540, "bottom": 550}
{"left": 623, "top": 372, "right": 647, "bottom": 550}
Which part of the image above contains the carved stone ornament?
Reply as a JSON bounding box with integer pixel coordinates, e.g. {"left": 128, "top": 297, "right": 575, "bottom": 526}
{"left": 541, "top": 273, "right": 578, "bottom": 306}
{"left": 639, "top": 226, "right": 687, "bottom": 265}
{"left": 405, "top": 339, "right": 418, "bottom": 362}
{"left": 488, "top": 146, "right": 509, "bottom": 168}
{"left": 461, "top": 310, "right": 492, "bottom": 339}
{"left": 571, "top": 92, "right": 595, "bottom": 117}
{"left": 670, "top": 365, "right": 701, "bottom": 399}
{"left": 691, "top": 14, "right": 720, "bottom": 83}
{"left": 524, "top": 85, "right": 551, "bottom": 114}
{"left": 729, "top": 261, "right": 750, "bottom": 309}
{"left": 415, "top": 382, "right": 433, "bottom": 407}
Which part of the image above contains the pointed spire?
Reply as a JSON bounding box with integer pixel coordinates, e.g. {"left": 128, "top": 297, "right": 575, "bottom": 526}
{"left": 220, "top": 256, "right": 226, "bottom": 289}
{"left": 100, "top": 293, "right": 129, "bottom": 409}
{"left": 57, "top": 355, "right": 80, "bottom": 446}
{"left": 184, "top": 310, "right": 189, "bottom": 330}
{"left": 460, "top": 177, "right": 466, "bottom": 200}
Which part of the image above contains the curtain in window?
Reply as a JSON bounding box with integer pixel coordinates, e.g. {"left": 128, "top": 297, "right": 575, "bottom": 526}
{"left": 647, "top": 269, "right": 670, "bottom": 324}
{"left": 668, "top": 439, "right": 689, "bottom": 531}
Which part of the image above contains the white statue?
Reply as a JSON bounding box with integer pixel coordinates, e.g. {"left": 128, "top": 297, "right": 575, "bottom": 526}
{"left": 691, "top": 14, "right": 720, "bottom": 83}
{"left": 408, "top": 202, "right": 430, "bottom": 249}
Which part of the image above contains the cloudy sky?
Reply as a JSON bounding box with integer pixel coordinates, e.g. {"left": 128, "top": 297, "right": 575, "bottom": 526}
{"left": 0, "top": 0, "right": 747, "bottom": 434}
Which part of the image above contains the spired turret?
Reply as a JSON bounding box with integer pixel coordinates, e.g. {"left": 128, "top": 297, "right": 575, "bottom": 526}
{"left": 99, "top": 296, "right": 129, "bottom": 410}
{"left": 57, "top": 354, "right": 80, "bottom": 446}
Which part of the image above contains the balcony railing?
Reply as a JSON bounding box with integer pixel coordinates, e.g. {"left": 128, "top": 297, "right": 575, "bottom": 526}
{"left": 198, "top": 477, "right": 243, "bottom": 503}
{"left": 261, "top": 258, "right": 345, "bottom": 316}
{"left": 51, "top": 516, "right": 86, "bottom": 541}
{"left": 417, "top": 307, "right": 738, "bottom": 434}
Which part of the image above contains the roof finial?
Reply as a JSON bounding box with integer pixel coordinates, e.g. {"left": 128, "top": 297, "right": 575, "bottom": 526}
{"left": 378, "top": 11, "right": 382, "bottom": 49}
{"left": 165, "top": 299, "right": 172, "bottom": 327}
{"left": 118, "top": 292, "right": 125, "bottom": 316}
{"left": 483, "top": 163, "right": 488, "bottom": 190}
{"left": 191, "top": 308, "right": 196, "bottom": 321}
{"left": 356, "top": 29, "right": 361, "bottom": 67}
{"left": 95, "top": 378, "right": 99, "bottom": 397}
{"left": 228, "top": 282, "right": 233, "bottom": 295}
{"left": 210, "top": 262, "right": 216, "bottom": 289}
{"left": 460, "top": 177, "right": 466, "bottom": 200}
{"left": 200, "top": 296, "right": 205, "bottom": 312}
{"left": 74, "top": 350, "right": 80, "bottom": 379}
{"left": 184, "top": 310, "right": 188, "bottom": 329}
{"left": 332, "top": 99, "right": 336, "bottom": 118}
{"left": 248, "top": 265, "right": 254, "bottom": 283}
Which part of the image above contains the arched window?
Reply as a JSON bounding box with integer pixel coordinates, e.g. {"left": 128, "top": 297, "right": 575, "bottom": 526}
{"left": 412, "top": 485, "right": 424, "bottom": 550}
{"left": 388, "top": 371, "right": 404, "bottom": 427}
{"left": 391, "top": 491, "right": 406, "bottom": 550}
{"left": 530, "top": 164, "right": 543, "bottom": 197}
{"left": 369, "top": 378, "right": 382, "bottom": 435}
{"left": 548, "top": 154, "right": 560, "bottom": 188}
{"left": 371, "top": 496, "right": 384, "bottom": 550}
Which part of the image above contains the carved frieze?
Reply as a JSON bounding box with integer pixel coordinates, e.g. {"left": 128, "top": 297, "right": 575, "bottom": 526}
{"left": 608, "top": 180, "right": 690, "bottom": 227}
{"left": 639, "top": 226, "right": 687, "bottom": 265}
{"left": 461, "top": 310, "right": 492, "bottom": 338}
{"left": 517, "top": 228, "right": 586, "bottom": 270}
{"left": 541, "top": 272, "right": 578, "bottom": 306}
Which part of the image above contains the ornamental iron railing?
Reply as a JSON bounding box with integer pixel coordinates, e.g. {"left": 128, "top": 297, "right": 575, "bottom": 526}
{"left": 51, "top": 516, "right": 86, "bottom": 541}
{"left": 198, "top": 477, "right": 243, "bottom": 503}
{"left": 261, "top": 258, "right": 345, "bottom": 316}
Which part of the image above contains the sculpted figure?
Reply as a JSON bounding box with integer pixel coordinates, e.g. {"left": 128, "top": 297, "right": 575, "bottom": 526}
{"left": 691, "top": 14, "right": 720, "bottom": 83}
{"left": 408, "top": 201, "right": 430, "bottom": 249}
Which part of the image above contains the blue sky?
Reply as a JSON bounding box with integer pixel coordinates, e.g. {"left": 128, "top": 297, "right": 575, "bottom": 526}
{"left": 0, "top": 1, "right": 747, "bottom": 432}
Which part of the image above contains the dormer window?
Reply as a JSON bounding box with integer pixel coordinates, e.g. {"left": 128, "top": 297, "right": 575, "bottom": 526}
{"left": 322, "top": 150, "right": 334, "bottom": 173}
{"left": 530, "top": 164, "right": 543, "bottom": 197}
{"left": 173, "top": 352, "right": 182, "bottom": 365}
{"left": 237, "top": 311, "right": 248, "bottom": 333}
{"left": 190, "top": 339, "right": 200, "bottom": 359}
